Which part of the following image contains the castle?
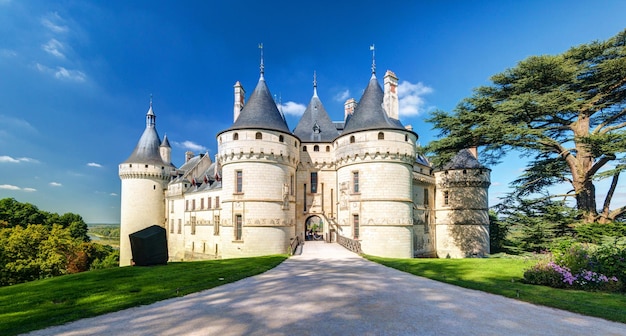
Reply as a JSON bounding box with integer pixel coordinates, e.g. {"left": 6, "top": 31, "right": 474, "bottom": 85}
{"left": 118, "top": 63, "right": 491, "bottom": 266}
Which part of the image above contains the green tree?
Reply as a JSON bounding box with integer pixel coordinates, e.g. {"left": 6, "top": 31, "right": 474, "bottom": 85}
{"left": 426, "top": 29, "right": 626, "bottom": 223}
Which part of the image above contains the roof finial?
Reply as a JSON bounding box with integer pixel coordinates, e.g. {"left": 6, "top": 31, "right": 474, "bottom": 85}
{"left": 313, "top": 71, "right": 318, "bottom": 97}
{"left": 370, "top": 44, "right": 376, "bottom": 76}
{"left": 149, "top": 93, "right": 153, "bottom": 107}
{"left": 258, "top": 43, "right": 264, "bottom": 79}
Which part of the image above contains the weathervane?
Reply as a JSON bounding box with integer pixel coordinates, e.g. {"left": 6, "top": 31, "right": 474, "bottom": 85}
{"left": 259, "top": 43, "right": 264, "bottom": 78}
{"left": 370, "top": 44, "right": 376, "bottom": 74}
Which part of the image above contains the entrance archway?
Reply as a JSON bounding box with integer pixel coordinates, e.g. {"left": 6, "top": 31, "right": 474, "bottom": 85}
{"left": 305, "top": 215, "right": 324, "bottom": 241}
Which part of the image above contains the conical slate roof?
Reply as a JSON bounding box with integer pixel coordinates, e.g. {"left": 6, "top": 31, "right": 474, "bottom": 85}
{"left": 293, "top": 92, "right": 339, "bottom": 142}
{"left": 223, "top": 77, "right": 290, "bottom": 134}
{"left": 342, "top": 75, "right": 406, "bottom": 135}
{"left": 443, "top": 149, "right": 485, "bottom": 170}
{"left": 160, "top": 134, "right": 171, "bottom": 148}
{"left": 123, "top": 105, "right": 173, "bottom": 166}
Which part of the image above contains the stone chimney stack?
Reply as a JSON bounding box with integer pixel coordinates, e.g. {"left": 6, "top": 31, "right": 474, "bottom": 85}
{"left": 468, "top": 147, "right": 478, "bottom": 159}
{"left": 233, "top": 81, "right": 245, "bottom": 122}
{"left": 383, "top": 70, "right": 399, "bottom": 120}
{"left": 344, "top": 98, "right": 357, "bottom": 120}
{"left": 185, "top": 151, "right": 194, "bottom": 163}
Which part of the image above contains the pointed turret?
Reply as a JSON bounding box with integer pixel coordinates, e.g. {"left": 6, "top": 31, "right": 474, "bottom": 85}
{"left": 124, "top": 101, "right": 174, "bottom": 167}
{"left": 293, "top": 73, "right": 339, "bottom": 142}
{"left": 160, "top": 134, "right": 172, "bottom": 165}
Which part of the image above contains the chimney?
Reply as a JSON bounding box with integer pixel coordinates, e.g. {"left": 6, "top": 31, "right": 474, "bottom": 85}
{"left": 344, "top": 98, "right": 357, "bottom": 120}
{"left": 234, "top": 81, "right": 245, "bottom": 122}
{"left": 383, "top": 70, "right": 399, "bottom": 120}
{"left": 185, "top": 151, "right": 194, "bottom": 163}
{"left": 468, "top": 147, "right": 478, "bottom": 159}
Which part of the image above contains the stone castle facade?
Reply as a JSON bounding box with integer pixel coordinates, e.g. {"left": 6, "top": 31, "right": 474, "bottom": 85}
{"left": 118, "top": 66, "right": 491, "bottom": 266}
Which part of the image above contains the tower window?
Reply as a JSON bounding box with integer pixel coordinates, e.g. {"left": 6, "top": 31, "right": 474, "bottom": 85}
{"left": 235, "top": 215, "right": 243, "bottom": 240}
{"left": 255, "top": 132, "right": 262, "bottom": 140}
{"left": 326, "top": 146, "right": 330, "bottom": 152}
{"left": 290, "top": 174, "right": 294, "bottom": 195}
{"left": 444, "top": 190, "right": 450, "bottom": 206}
{"left": 378, "top": 132, "right": 384, "bottom": 140}
{"left": 279, "top": 135, "right": 284, "bottom": 142}
{"left": 236, "top": 170, "right": 243, "bottom": 193}
{"left": 303, "top": 146, "right": 307, "bottom": 152}
{"left": 233, "top": 133, "right": 239, "bottom": 140}
{"left": 424, "top": 189, "right": 429, "bottom": 206}
{"left": 353, "top": 215, "right": 360, "bottom": 239}
{"left": 405, "top": 134, "right": 408, "bottom": 141}
{"left": 350, "top": 135, "right": 355, "bottom": 143}
{"left": 311, "top": 172, "right": 318, "bottom": 193}
{"left": 353, "top": 171, "right": 359, "bottom": 193}
{"left": 214, "top": 214, "right": 220, "bottom": 235}
{"left": 314, "top": 145, "right": 319, "bottom": 152}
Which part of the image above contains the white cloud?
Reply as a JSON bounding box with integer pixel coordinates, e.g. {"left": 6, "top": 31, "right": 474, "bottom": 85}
{"left": 174, "top": 140, "right": 208, "bottom": 153}
{"left": 0, "top": 49, "right": 17, "bottom": 58}
{"left": 333, "top": 89, "right": 350, "bottom": 102}
{"left": 0, "top": 155, "right": 38, "bottom": 163}
{"left": 42, "top": 38, "right": 65, "bottom": 58}
{"left": 0, "top": 115, "right": 37, "bottom": 133}
{"left": 35, "top": 63, "right": 86, "bottom": 82}
{"left": 279, "top": 101, "right": 306, "bottom": 116}
{"left": 110, "top": 193, "right": 118, "bottom": 197}
{"left": 0, "top": 184, "right": 36, "bottom": 192}
{"left": 397, "top": 80, "right": 433, "bottom": 117}
{"left": 54, "top": 67, "right": 86, "bottom": 82}
{"left": 41, "top": 12, "right": 68, "bottom": 34}
{"left": 49, "top": 182, "right": 62, "bottom": 187}
{"left": 87, "top": 162, "right": 102, "bottom": 168}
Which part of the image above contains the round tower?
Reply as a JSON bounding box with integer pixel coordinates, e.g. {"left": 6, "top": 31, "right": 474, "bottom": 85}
{"left": 216, "top": 69, "right": 299, "bottom": 257}
{"left": 118, "top": 101, "right": 176, "bottom": 266}
{"left": 434, "top": 149, "right": 491, "bottom": 258}
{"left": 334, "top": 70, "right": 417, "bottom": 258}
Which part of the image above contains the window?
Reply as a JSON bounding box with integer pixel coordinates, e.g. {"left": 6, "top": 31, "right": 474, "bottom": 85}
{"left": 353, "top": 215, "right": 360, "bottom": 239}
{"left": 290, "top": 174, "right": 294, "bottom": 195}
{"left": 215, "top": 196, "right": 220, "bottom": 208}
{"left": 313, "top": 145, "right": 319, "bottom": 152}
{"left": 424, "top": 189, "right": 429, "bottom": 206}
{"left": 326, "top": 146, "right": 330, "bottom": 152}
{"left": 214, "top": 214, "right": 220, "bottom": 235}
{"left": 207, "top": 197, "right": 212, "bottom": 209}
{"left": 350, "top": 135, "right": 355, "bottom": 143}
{"left": 233, "top": 133, "right": 239, "bottom": 140}
{"left": 405, "top": 134, "right": 408, "bottom": 141}
{"left": 177, "top": 219, "right": 182, "bottom": 234}
{"left": 255, "top": 132, "right": 262, "bottom": 140}
{"left": 303, "top": 184, "right": 307, "bottom": 212}
{"left": 190, "top": 216, "right": 196, "bottom": 235}
{"left": 310, "top": 172, "right": 318, "bottom": 193}
{"left": 235, "top": 215, "right": 243, "bottom": 240}
{"left": 200, "top": 198, "right": 204, "bottom": 209}
{"left": 192, "top": 199, "right": 196, "bottom": 210}
{"left": 170, "top": 219, "right": 174, "bottom": 233}
{"left": 185, "top": 200, "right": 189, "bottom": 211}
{"left": 378, "top": 132, "right": 384, "bottom": 140}
{"left": 353, "top": 171, "right": 359, "bottom": 193}
{"left": 303, "top": 146, "right": 307, "bottom": 152}
{"left": 444, "top": 190, "right": 450, "bottom": 206}
{"left": 279, "top": 135, "right": 284, "bottom": 142}
{"left": 170, "top": 200, "right": 174, "bottom": 213}
{"left": 236, "top": 170, "right": 243, "bottom": 193}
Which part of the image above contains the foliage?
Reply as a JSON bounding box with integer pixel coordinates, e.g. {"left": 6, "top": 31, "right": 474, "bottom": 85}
{"left": 0, "top": 198, "right": 117, "bottom": 286}
{"left": 89, "top": 225, "right": 121, "bottom": 239}
{"left": 0, "top": 255, "right": 287, "bottom": 336}
{"left": 426, "top": 29, "right": 626, "bottom": 222}
{"left": 574, "top": 221, "right": 626, "bottom": 243}
{"left": 488, "top": 210, "right": 508, "bottom": 253}
{"left": 496, "top": 198, "right": 578, "bottom": 253}
{"left": 366, "top": 255, "right": 626, "bottom": 324}
{"left": 522, "top": 240, "right": 625, "bottom": 292}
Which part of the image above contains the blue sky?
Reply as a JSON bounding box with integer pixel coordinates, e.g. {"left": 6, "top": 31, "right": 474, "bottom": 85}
{"left": 1, "top": 0, "right": 625, "bottom": 223}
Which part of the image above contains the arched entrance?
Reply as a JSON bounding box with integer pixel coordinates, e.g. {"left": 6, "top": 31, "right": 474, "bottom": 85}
{"left": 305, "top": 215, "right": 324, "bottom": 241}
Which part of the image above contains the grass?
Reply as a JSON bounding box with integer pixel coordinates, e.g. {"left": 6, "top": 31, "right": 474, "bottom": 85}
{"left": 364, "top": 254, "right": 626, "bottom": 324}
{"left": 0, "top": 255, "right": 287, "bottom": 336}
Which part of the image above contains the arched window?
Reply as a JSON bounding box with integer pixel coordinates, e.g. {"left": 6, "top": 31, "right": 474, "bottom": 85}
{"left": 314, "top": 145, "right": 319, "bottom": 152}
{"left": 255, "top": 132, "right": 262, "bottom": 140}
{"left": 378, "top": 132, "right": 384, "bottom": 140}
{"left": 326, "top": 146, "right": 330, "bottom": 152}
{"left": 303, "top": 146, "right": 307, "bottom": 152}
{"left": 233, "top": 133, "right": 239, "bottom": 140}
{"left": 350, "top": 136, "right": 355, "bottom": 143}
{"left": 279, "top": 135, "right": 284, "bottom": 142}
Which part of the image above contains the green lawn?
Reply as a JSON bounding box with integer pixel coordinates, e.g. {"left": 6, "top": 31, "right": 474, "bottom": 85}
{"left": 0, "top": 255, "right": 287, "bottom": 336}
{"left": 364, "top": 255, "right": 626, "bottom": 324}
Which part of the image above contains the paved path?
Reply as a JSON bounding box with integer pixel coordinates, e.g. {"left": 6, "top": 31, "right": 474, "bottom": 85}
{"left": 26, "top": 242, "right": 626, "bottom": 336}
